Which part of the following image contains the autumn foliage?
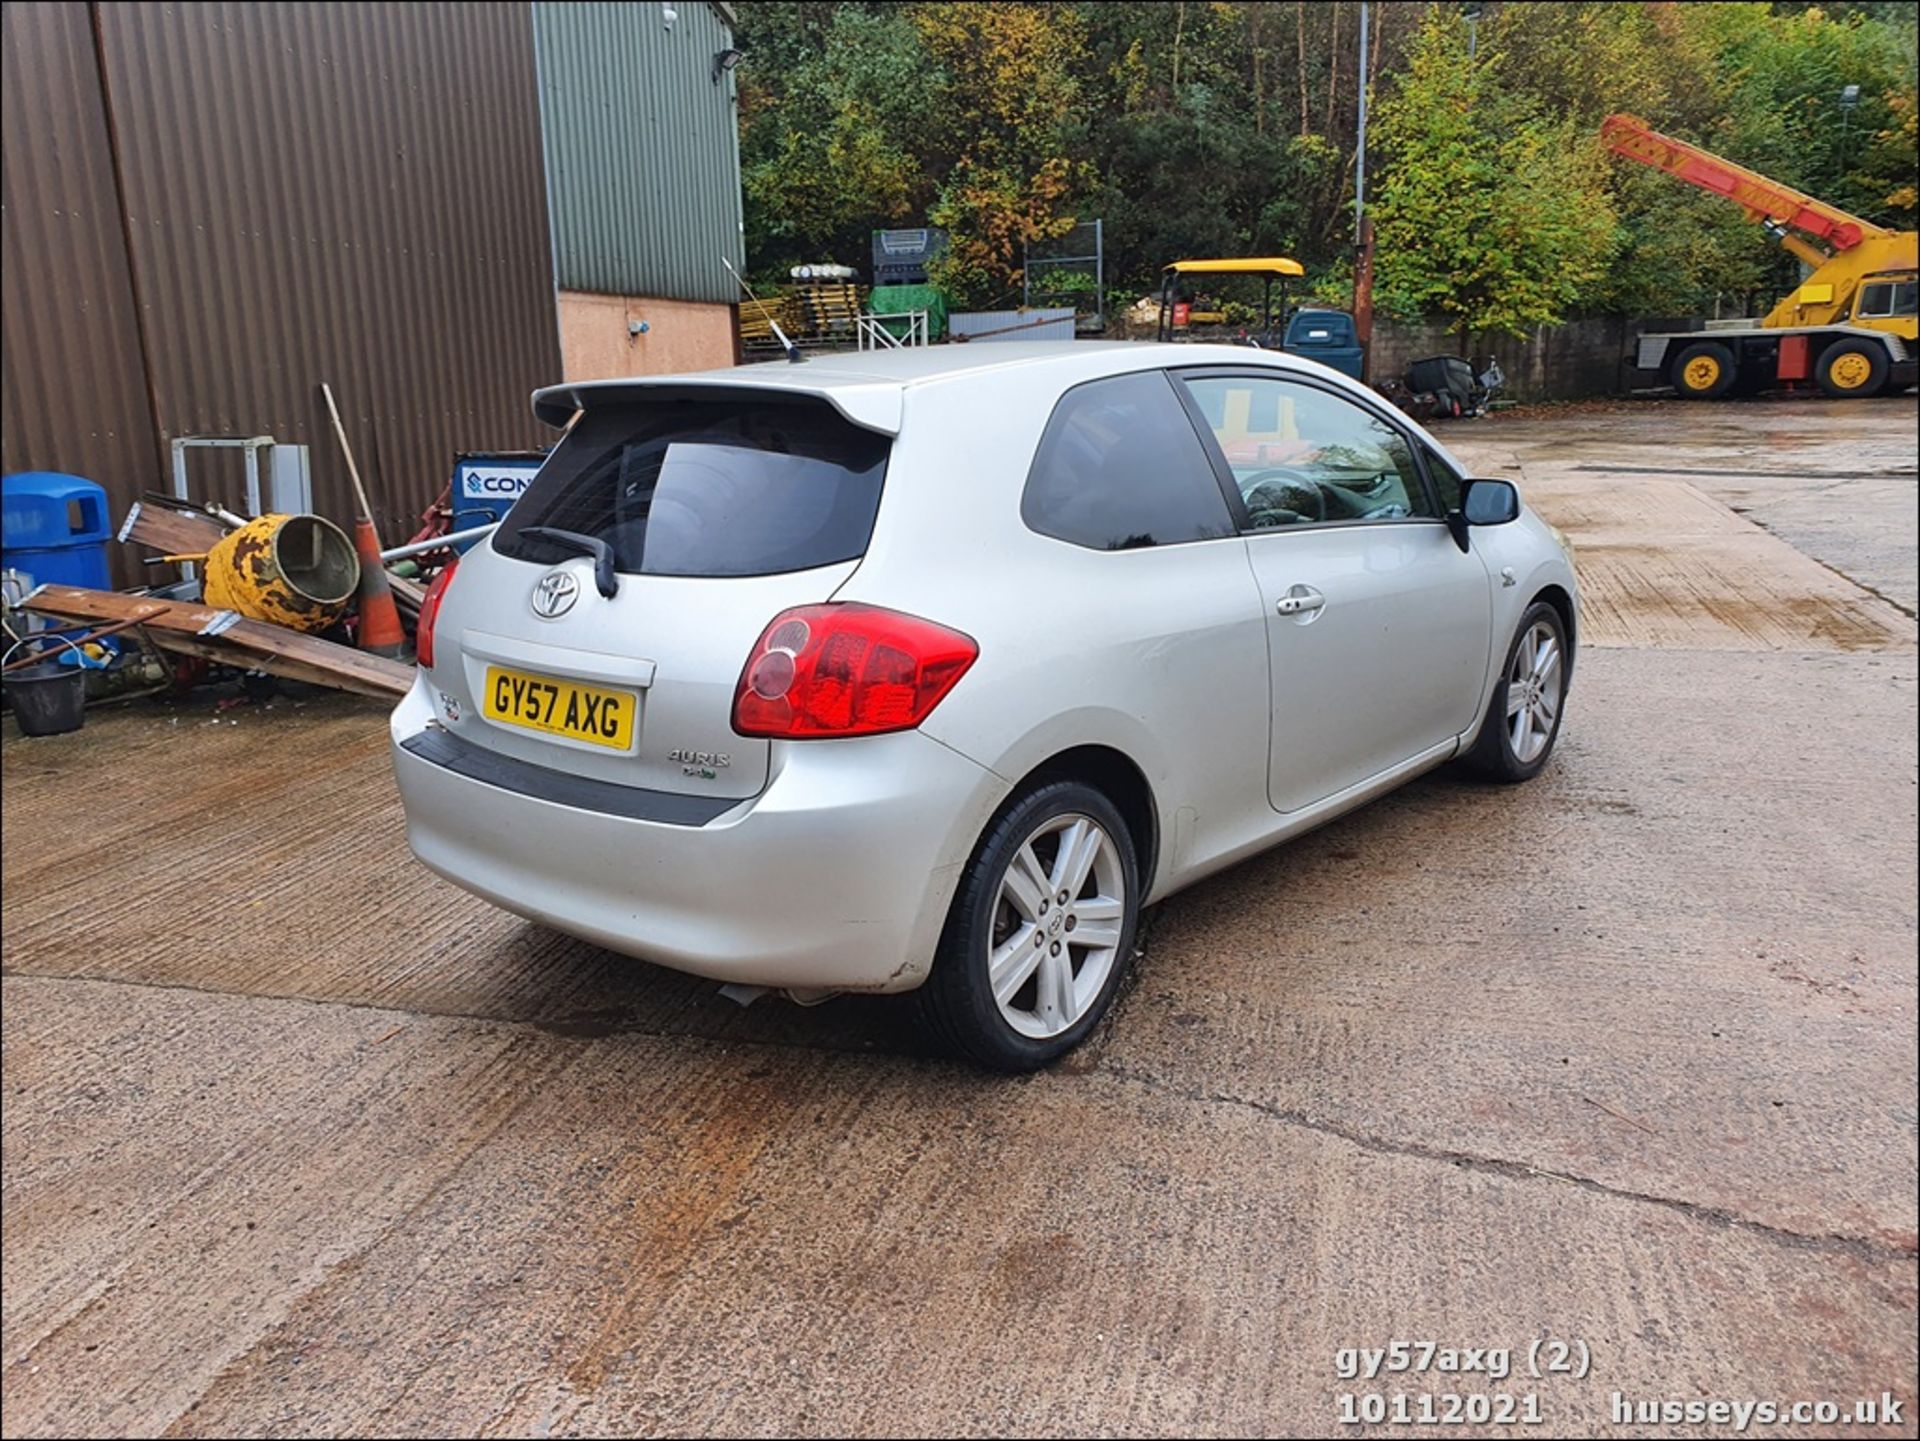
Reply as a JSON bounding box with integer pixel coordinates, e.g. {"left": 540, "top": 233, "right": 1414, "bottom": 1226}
{"left": 736, "top": 1, "right": 1918, "bottom": 330}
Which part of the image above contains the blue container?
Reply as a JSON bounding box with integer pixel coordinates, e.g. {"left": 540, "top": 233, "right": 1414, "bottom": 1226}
{"left": 2, "top": 472, "right": 114, "bottom": 591}
{"left": 450, "top": 452, "right": 545, "bottom": 551}
{"left": 1282, "top": 309, "right": 1365, "bottom": 380}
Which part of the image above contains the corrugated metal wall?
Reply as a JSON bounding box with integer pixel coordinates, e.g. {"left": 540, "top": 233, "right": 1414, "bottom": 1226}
{"left": 1, "top": 3, "right": 161, "bottom": 515}
{"left": 2, "top": 1, "right": 564, "bottom": 559}
{"left": 949, "top": 309, "right": 1079, "bottom": 343}
{"left": 534, "top": 1, "right": 744, "bottom": 306}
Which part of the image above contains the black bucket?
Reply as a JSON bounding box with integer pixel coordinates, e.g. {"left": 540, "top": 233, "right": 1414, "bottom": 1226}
{"left": 3, "top": 636, "right": 89, "bottom": 737}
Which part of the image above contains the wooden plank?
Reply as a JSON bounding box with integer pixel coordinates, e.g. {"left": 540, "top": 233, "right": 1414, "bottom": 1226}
{"left": 117, "top": 501, "right": 228, "bottom": 557}
{"left": 386, "top": 573, "right": 426, "bottom": 617}
{"left": 22, "top": 585, "right": 414, "bottom": 699}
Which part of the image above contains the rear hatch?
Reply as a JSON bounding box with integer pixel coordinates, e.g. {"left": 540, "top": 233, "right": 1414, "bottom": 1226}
{"left": 422, "top": 391, "right": 891, "bottom": 801}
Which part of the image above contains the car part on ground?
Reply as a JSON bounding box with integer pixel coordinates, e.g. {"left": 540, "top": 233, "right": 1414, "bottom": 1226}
{"left": 1384, "top": 355, "right": 1505, "bottom": 420}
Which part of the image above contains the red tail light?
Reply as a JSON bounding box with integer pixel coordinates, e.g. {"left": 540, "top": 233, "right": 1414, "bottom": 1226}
{"left": 732, "top": 603, "right": 978, "bottom": 738}
{"left": 415, "top": 562, "right": 459, "bottom": 671}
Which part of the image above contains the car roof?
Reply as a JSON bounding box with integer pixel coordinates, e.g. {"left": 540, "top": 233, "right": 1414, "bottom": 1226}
{"left": 531, "top": 342, "right": 1333, "bottom": 435}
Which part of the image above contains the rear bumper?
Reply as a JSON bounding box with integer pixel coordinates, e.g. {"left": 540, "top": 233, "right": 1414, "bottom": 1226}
{"left": 389, "top": 677, "right": 1005, "bottom": 992}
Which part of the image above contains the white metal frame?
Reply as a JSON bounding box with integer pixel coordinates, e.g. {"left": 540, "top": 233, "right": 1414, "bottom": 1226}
{"left": 857, "top": 310, "right": 929, "bottom": 350}
{"left": 170, "top": 435, "right": 276, "bottom": 516}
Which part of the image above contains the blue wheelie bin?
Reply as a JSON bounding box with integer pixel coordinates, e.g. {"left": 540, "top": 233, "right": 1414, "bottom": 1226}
{"left": 1282, "top": 309, "right": 1366, "bottom": 380}
{"left": 2, "top": 472, "right": 114, "bottom": 590}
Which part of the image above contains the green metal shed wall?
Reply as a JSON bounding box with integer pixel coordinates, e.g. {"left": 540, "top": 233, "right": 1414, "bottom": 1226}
{"left": 534, "top": 1, "right": 745, "bottom": 306}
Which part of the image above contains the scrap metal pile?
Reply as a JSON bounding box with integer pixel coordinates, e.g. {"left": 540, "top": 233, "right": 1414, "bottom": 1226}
{"left": 3, "top": 386, "right": 484, "bottom": 731}
{"left": 19, "top": 494, "right": 423, "bottom": 702}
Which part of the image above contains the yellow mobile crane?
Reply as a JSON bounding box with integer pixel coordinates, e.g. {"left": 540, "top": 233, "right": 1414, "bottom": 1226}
{"left": 1603, "top": 114, "right": 1917, "bottom": 399}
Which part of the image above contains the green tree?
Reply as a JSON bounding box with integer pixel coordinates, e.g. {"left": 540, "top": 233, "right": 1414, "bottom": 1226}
{"left": 738, "top": 5, "right": 939, "bottom": 281}
{"left": 1860, "top": 86, "right": 1918, "bottom": 224}
{"left": 731, "top": 0, "right": 1915, "bottom": 328}
{"left": 911, "top": 1, "right": 1091, "bottom": 307}
{"left": 1370, "top": 13, "right": 1617, "bottom": 345}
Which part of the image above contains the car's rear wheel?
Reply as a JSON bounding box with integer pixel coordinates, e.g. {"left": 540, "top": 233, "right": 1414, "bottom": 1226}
{"left": 1459, "top": 602, "right": 1569, "bottom": 783}
{"left": 916, "top": 780, "right": 1139, "bottom": 1071}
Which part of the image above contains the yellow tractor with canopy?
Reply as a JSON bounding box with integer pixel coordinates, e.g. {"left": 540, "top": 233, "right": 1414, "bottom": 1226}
{"left": 1155, "top": 257, "right": 1306, "bottom": 346}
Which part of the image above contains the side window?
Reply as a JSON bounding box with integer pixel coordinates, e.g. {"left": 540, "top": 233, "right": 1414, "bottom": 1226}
{"left": 1423, "top": 445, "right": 1465, "bottom": 514}
{"left": 1858, "top": 280, "right": 1917, "bottom": 318}
{"left": 1022, "top": 371, "right": 1236, "bottom": 550}
{"left": 1180, "top": 375, "right": 1435, "bottom": 529}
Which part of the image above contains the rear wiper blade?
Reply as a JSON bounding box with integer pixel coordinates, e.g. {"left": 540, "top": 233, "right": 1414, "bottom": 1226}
{"left": 521, "top": 527, "right": 619, "bottom": 598}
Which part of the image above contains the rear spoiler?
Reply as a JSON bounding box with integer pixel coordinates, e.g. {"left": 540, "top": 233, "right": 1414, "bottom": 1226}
{"left": 531, "top": 378, "right": 903, "bottom": 436}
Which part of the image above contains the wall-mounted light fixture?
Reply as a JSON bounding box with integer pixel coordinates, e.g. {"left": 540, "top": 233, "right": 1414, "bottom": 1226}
{"left": 712, "top": 47, "right": 746, "bottom": 84}
{"left": 661, "top": 3, "right": 677, "bottom": 31}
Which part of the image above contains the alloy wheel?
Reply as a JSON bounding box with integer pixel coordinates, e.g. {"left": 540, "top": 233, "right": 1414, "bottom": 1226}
{"left": 987, "top": 813, "right": 1127, "bottom": 1039}
{"left": 1506, "top": 620, "right": 1563, "bottom": 764}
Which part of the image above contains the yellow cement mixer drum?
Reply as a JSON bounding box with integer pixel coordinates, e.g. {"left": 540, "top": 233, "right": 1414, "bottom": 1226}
{"left": 201, "top": 514, "right": 361, "bottom": 632}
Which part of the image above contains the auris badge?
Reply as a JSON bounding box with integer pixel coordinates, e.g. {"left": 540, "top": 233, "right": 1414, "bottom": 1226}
{"left": 530, "top": 570, "right": 579, "bottom": 619}
{"left": 669, "top": 747, "right": 731, "bottom": 780}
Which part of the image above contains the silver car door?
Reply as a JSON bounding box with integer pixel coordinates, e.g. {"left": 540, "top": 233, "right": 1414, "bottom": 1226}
{"left": 1176, "top": 370, "right": 1493, "bottom": 813}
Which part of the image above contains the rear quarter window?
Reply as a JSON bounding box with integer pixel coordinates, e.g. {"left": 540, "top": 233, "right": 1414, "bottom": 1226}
{"left": 1021, "top": 370, "right": 1235, "bottom": 550}
{"left": 494, "top": 396, "right": 889, "bottom": 578}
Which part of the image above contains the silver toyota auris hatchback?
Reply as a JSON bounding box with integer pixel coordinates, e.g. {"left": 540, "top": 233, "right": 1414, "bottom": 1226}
{"left": 392, "top": 343, "right": 1578, "bottom": 1069}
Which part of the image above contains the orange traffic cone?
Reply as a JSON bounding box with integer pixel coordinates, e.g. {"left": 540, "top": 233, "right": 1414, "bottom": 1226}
{"left": 351, "top": 516, "right": 408, "bottom": 658}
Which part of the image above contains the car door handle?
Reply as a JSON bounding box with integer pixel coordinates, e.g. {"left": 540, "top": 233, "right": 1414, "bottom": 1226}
{"left": 1276, "top": 586, "right": 1326, "bottom": 617}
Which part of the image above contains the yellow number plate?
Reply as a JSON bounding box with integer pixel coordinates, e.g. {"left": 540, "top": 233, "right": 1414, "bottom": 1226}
{"left": 482, "top": 666, "right": 635, "bottom": 750}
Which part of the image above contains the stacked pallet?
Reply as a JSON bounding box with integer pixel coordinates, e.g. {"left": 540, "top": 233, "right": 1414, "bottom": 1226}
{"left": 794, "top": 281, "right": 864, "bottom": 338}
{"left": 738, "top": 295, "right": 802, "bottom": 350}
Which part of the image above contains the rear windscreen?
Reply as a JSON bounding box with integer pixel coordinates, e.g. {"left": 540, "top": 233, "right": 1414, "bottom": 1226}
{"left": 493, "top": 396, "right": 890, "bottom": 578}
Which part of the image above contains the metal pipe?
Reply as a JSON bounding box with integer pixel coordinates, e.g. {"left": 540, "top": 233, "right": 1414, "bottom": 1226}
{"left": 1355, "top": 0, "right": 1369, "bottom": 244}
{"left": 379, "top": 522, "right": 498, "bottom": 563}
{"left": 1353, "top": 2, "right": 1376, "bottom": 381}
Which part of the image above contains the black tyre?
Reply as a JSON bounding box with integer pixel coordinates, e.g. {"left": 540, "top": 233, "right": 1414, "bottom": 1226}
{"left": 1670, "top": 341, "right": 1737, "bottom": 400}
{"left": 915, "top": 779, "right": 1140, "bottom": 1072}
{"left": 1814, "top": 340, "right": 1888, "bottom": 398}
{"left": 1459, "top": 602, "right": 1570, "bottom": 783}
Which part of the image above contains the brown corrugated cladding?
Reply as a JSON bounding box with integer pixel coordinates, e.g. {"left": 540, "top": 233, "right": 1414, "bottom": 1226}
{"left": 1, "top": 1, "right": 161, "bottom": 567}
{"left": 30, "top": 1, "right": 564, "bottom": 549}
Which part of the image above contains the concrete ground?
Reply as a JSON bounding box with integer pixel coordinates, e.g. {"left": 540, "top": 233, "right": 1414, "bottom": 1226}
{"left": 3, "top": 396, "right": 1915, "bottom": 1438}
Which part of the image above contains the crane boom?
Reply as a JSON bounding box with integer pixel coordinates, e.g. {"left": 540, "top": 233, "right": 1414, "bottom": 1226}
{"left": 1599, "top": 114, "right": 1916, "bottom": 400}
{"left": 1600, "top": 113, "right": 1888, "bottom": 254}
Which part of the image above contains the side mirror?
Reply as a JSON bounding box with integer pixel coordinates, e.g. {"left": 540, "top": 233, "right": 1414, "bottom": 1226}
{"left": 1464, "top": 478, "right": 1521, "bottom": 524}
{"left": 1446, "top": 478, "right": 1520, "bottom": 551}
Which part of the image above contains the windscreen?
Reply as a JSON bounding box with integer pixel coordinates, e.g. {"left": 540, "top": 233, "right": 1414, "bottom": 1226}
{"left": 494, "top": 395, "right": 890, "bottom": 578}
